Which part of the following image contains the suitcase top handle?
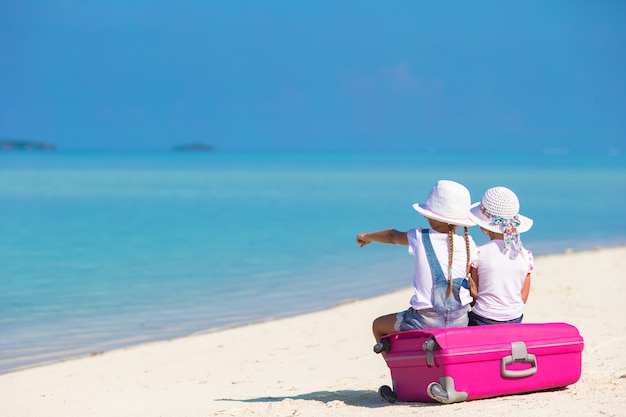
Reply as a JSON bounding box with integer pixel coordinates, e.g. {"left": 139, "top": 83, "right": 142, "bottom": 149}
{"left": 501, "top": 341, "right": 538, "bottom": 378}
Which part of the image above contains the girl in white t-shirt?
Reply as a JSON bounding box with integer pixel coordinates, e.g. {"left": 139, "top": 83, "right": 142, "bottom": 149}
{"left": 467, "top": 187, "right": 534, "bottom": 326}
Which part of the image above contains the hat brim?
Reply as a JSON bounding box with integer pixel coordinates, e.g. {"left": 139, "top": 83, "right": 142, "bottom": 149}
{"left": 413, "top": 203, "right": 476, "bottom": 227}
{"left": 468, "top": 202, "right": 533, "bottom": 234}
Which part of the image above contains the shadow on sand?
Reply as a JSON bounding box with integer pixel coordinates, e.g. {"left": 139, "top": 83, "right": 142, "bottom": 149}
{"left": 218, "top": 386, "right": 569, "bottom": 408}
{"left": 218, "top": 389, "right": 434, "bottom": 409}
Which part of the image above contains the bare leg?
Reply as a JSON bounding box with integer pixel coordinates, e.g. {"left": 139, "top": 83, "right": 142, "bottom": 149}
{"left": 373, "top": 313, "right": 398, "bottom": 342}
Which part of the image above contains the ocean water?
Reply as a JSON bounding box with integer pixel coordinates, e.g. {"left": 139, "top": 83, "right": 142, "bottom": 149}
{"left": 1, "top": 151, "right": 625, "bottom": 373}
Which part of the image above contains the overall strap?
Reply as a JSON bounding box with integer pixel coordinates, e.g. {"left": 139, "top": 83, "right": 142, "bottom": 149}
{"left": 420, "top": 229, "right": 447, "bottom": 284}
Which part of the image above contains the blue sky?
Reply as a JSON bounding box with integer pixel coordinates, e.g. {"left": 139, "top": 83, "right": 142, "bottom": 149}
{"left": 1, "top": 1, "right": 624, "bottom": 152}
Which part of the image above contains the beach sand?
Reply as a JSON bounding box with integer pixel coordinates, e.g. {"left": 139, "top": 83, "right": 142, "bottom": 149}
{"left": 1, "top": 247, "right": 625, "bottom": 417}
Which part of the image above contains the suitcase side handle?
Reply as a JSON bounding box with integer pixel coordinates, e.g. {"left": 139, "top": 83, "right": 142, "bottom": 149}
{"left": 501, "top": 341, "right": 537, "bottom": 378}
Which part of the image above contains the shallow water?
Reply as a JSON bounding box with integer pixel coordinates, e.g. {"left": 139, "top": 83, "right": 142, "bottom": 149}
{"left": 1, "top": 151, "right": 624, "bottom": 373}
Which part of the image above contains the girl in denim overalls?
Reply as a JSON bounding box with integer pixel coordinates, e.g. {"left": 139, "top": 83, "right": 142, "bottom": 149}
{"left": 356, "top": 180, "right": 478, "bottom": 346}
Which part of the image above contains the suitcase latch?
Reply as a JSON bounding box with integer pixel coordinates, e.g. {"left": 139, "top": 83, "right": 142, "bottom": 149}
{"left": 422, "top": 336, "right": 439, "bottom": 367}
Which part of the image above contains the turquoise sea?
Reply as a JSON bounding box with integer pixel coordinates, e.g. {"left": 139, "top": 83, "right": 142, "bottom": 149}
{"left": 1, "top": 151, "right": 625, "bottom": 374}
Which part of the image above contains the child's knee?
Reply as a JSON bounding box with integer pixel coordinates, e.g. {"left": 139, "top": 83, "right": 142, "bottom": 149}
{"left": 373, "top": 314, "right": 396, "bottom": 339}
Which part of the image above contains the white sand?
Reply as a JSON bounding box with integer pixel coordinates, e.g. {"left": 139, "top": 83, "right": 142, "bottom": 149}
{"left": 1, "top": 247, "right": 625, "bottom": 417}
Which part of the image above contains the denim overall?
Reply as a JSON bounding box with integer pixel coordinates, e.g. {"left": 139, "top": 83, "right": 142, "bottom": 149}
{"left": 396, "top": 229, "right": 470, "bottom": 331}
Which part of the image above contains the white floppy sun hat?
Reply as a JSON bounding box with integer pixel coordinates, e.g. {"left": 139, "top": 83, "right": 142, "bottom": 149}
{"left": 469, "top": 186, "right": 533, "bottom": 234}
{"left": 413, "top": 180, "right": 476, "bottom": 227}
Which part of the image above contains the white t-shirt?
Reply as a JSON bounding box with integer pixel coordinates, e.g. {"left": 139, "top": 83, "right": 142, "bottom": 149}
{"left": 471, "top": 240, "right": 534, "bottom": 321}
{"left": 407, "top": 227, "right": 478, "bottom": 310}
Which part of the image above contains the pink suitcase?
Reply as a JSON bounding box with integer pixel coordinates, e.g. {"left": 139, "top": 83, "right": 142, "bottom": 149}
{"left": 377, "top": 322, "right": 584, "bottom": 403}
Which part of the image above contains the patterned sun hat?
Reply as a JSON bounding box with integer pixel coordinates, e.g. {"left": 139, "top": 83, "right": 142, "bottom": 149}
{"left": 469, "top": 186, "right": 533, "bottom": 255}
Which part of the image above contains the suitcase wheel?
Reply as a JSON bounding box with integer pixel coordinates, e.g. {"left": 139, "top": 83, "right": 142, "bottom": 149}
{"left": 373, "top": 339, "right": 391, "bottom": 354}
{"left": 427, "top": 382, "right": 452, "bottom": 404}
{"left": 427, "top": 378, "right": 468, "bottom": 404}
{"left": 378, "top": 385, "right": 398, "bottom": 403}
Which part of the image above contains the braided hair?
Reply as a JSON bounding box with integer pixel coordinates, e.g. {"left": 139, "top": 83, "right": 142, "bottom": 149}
{"left": 446, "top": 224, "right": 472, "bottom": 298}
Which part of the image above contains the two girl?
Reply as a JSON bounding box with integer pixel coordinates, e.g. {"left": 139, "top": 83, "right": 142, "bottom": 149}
{"left": 356, "top": 182, "right": 534, "bottom": 338}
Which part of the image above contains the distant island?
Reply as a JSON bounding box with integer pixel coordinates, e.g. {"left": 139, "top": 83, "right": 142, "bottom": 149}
{"left": 0, "top": 140, "right": 56, "bottom": 151}
{"left": 172, "top": 143, "right": 215, "bottom": 152}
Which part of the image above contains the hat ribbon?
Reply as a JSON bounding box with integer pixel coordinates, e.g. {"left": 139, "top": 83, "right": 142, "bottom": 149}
{"left": 480, "top": 203, "right": 523, "bottom": 258}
